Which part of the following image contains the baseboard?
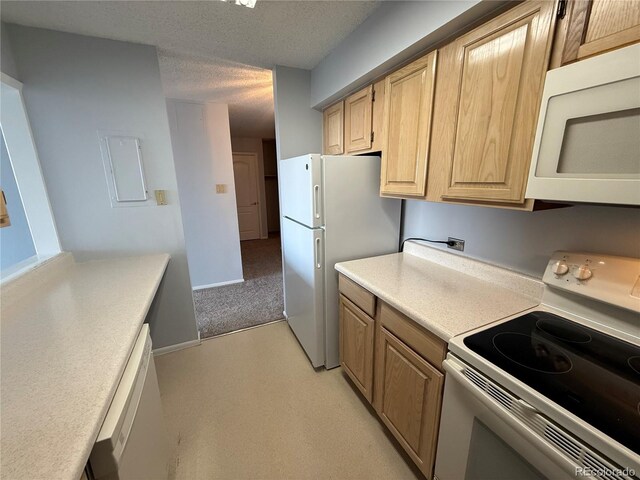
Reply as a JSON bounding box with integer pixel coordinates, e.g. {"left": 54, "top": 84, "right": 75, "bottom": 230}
{"left": 153, "top": 332, "right": 201, "bottom": 356}
{"left": 192, "top": 278, "right": 244, "bottom": 291}
{"left": 202, "top": 318, "right": 285, "bottom": 341}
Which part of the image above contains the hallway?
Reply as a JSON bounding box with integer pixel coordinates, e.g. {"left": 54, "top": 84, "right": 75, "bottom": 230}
{"left": 193, "top": 236, "right": 284, "bottom": 338}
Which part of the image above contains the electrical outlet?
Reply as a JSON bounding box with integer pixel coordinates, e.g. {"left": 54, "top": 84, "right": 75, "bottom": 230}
{"left": 448, "top": 237, "right": 465, "bottom": 252}
{"left": 216, "top": 184, "right": 227, "bottom": 194}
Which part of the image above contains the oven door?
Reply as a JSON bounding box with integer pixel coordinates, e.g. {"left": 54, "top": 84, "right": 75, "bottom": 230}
{"left": 435, "top": 355, "right": 631, "bottom": 480}
{"left": 526, "top": 43, "right": 640, "bottom": 206}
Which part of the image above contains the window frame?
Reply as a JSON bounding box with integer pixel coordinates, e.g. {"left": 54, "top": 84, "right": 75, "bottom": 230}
{"left": 1, "top": 72, "right": 61, "bottom": 282}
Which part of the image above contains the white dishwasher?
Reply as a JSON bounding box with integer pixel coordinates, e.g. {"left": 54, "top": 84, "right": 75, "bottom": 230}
{"left": 89, "top": 324, "right": 169, "bottom": 480}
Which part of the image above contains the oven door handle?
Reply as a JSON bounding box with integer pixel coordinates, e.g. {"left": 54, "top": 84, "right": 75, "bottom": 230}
{"left": 443, "top": 357, "right": 540, "bottom": 417}
{"left": 442, "top": 357, "right": 609, "bottom": 480}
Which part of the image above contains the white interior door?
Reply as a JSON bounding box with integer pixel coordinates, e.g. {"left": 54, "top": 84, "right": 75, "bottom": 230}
{"left": 232, "top": 153, "right": 261, "bottom": 241}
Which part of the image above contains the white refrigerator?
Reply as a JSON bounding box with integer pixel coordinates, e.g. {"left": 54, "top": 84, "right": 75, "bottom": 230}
{"left": 279, "top": 154, "right": 401, "bottom": 369}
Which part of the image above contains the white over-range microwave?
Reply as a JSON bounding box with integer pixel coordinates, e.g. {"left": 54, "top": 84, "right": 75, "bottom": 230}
{"left": 526, "top": 43, "right": 640, "bottom": 206}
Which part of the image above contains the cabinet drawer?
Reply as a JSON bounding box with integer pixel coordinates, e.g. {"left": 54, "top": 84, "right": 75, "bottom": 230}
{"left": 379, "top": 302, "right": 446, "bottom": 370}
{"left": 338, "top": 275, "right": 376, "bottom": 317}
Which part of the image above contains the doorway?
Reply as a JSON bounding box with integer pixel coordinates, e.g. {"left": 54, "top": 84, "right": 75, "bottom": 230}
{"left": 232, "top": 152, "right": 262, "bottom": 241}
{"left": 192, "top": 140, "right": 283, "bottom": 339}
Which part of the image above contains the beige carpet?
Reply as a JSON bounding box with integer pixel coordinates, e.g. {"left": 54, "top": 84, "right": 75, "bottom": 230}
{"left": 155, "top": 321, "right": 422, "bottom": 480}
{"left": 193, "top": 236, "right": 284, "bottom": 338}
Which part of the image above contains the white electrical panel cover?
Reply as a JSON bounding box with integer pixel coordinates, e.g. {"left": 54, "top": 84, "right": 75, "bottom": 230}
{"left": 99, "top": 132, "right": 152, "bottom": 207}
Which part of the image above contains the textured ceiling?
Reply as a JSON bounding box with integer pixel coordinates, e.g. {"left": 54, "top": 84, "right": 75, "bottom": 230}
{"left": 159, "top": 49, "right": 276, "bottom": 138}
{"left": 1, "top": 1, "right": 380, "bottom": 137}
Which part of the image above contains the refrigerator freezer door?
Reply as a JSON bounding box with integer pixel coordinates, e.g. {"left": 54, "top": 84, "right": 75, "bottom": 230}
{"left": 279, "top": 154, "right": 323, "bottom": 228}
{"left": 281, "top": 217, "right": 325, "bottom": 367}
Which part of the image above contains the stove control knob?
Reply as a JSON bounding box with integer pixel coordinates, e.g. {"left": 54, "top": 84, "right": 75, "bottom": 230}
{"left": 573, "top": 265, "right": 592, "bottom": 280}
{"left": 552, "top": 261, "right": 569, "bottom": 275}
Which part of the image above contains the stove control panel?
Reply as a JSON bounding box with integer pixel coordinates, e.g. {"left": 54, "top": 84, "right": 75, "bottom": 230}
{"left": 543, "top": 251, "right": 640, "bottom": 313}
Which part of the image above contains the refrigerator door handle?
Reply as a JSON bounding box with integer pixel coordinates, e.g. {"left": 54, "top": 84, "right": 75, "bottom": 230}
{"left": 313, "top": 185, "right": 320, "bottom": 220}
{"left": 315, "top": 237, "right": 321, "bottom": 269}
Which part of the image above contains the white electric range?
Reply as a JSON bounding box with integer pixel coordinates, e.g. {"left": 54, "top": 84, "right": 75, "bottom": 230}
{"left": 435, "top": 251, "right": 640, "bottom": 480}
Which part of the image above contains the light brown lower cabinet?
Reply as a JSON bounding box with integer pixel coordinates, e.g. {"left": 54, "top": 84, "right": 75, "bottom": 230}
{"left": 339, "top": 294, "right": 375, "bottom": 402}
{"left": 338, "top": 275, "right": 445, "bottom": 479}
{"left": 374, "top": 327, "right": 444, "bottom": 479}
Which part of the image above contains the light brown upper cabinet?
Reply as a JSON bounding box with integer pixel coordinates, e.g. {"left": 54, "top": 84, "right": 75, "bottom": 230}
{"left": 559, "top": 0, "right": 640, "bottom": 65}
{"left": 345, "top": 85, "right": 374, "bottom": 153}
{"left": 434, "top": 0, "right": 556, "bottom": 204}
{"left": 369, "top": 80, "right": 385, "bottom": 154}
{"left": 325, "top": 80, "right": 385, "bottom": 156}
{"left": 323, "top": 101, "right": 344, "bottom": 155}
{"left": 380, "top": 51, "right": 437, "bottom": 197}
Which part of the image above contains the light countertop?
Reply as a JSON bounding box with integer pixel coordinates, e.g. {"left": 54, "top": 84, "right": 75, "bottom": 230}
{"left": 1, "top": 252, "right": 170, "bottom": 480}
{"left": 335, "top": 242, "right": 543, "bottom": 342}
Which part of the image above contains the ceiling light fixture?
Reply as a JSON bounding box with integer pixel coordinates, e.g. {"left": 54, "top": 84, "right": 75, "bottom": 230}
{"left": 220, "top": 0, "right": 257, "bottom": 8}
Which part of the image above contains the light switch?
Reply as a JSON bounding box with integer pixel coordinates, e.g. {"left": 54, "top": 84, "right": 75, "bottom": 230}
{"left": 216, "top": 184, "right": 227, "bottom": 194}
{"left": 154, "top": 190, "right": 167, "bottom": 205}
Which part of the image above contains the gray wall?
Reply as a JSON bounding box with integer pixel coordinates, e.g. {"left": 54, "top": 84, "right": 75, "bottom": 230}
{"left": 310, "top": 0, "right": 507, "bottom": 108}
{"left": 402, "top": 200, "right": 640, "bottom": 278}
{"left": 7, "top": 24, "right": 198, "bottom": 348}
{"left": 0, "top": 133, "right": 36, "bottom": 270}
{"left": 167, "top": 100, "right": 244, "bottom": 289}
{"left": 1, "top": 22, "right": 18, "bottom": 79}
{"left": 272, "top": 66, "right": 322, "bottom": 161}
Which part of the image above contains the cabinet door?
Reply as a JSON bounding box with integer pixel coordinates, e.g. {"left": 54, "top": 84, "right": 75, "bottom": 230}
{"left": 345, "top": 85, "right": 373, "bottom": 153}
{"left": 370, "top": 79, "right": 385, "bottom": 153}
{"left": 380, "top": 51, "right": 437, "bottom": 197}
{"left": 374, "top": 327, "right": 444, "bottom": 478}
{"left": 439, "top": 0, "right": 555, "bottom": 203}
{"left": 339, "top": 295, "right": 375, "bottom": 403}
{"left": 561, "top": 0, "right": 640, "bottom": 64}
{"left": 323, "top": 101, "right": 344, "bottom": 155}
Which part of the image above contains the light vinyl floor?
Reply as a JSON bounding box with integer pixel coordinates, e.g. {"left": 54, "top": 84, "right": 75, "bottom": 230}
{"left": 155, "top": 321, "right": 421, "bottom": 480}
